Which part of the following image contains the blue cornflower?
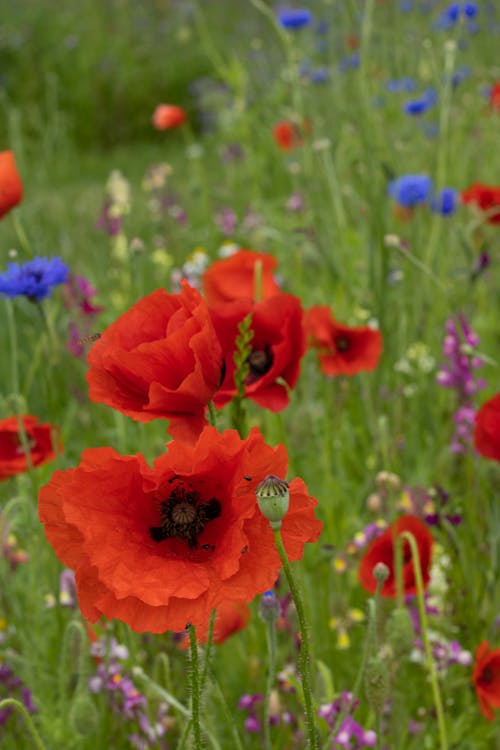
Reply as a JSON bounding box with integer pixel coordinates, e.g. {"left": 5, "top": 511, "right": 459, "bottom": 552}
{"left": 0, "top": 256, "right": 69, "bottom": 301}
{"left": 385, "top": 78, "right": 417, "bottom": 93}
{"left": 431, "top": 188, "right": 459, "bottom": 216}
{"left": 388, "top": 175, "right": 433, "bottom": 207}
{"left": 403, "top": 88, "right": 437, "bottom": 115}
{"left": 433, "top": 2, "right": 478, "bottom": 29}
{"left": 277, "top": 8, "right": 312, "bottom": 29}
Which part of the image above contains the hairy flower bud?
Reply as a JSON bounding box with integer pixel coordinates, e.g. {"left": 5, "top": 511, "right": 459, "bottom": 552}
{"left": 364, "top": 656, "right": 389, "bottom": 715}
{"left": 256, "top": 475, "right": 290, "bottom": 529}
{"left": 386, "top": 607, "right": 415, "bottom": 659}
{"left": 259, "top": 590, "right": 280, "bottom": 625}
{"left": 69, "top": 691, "right": 98, "bottom": 736}
{"left": 373, "top": 562, "right": 390, "bottom": 584}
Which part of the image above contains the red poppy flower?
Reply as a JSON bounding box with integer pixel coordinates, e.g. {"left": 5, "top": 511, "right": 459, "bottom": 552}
{"left": 0, "top": 151, "right": 23, "bottom": 219}
{"left": 203, "top": 249, "right": 281, "bottom": 307}
{"left": 86, "top": 282, "right": 223, "bottom": 441}
{"left": 273, "top": 120, "right": 311, "bottom": 151}
{"left": 0, "top": 415, "right": 60, "bottom": 481}
{"left": 473, "top": 642, "right": 500, "bottom": 720}
{"left": 490, "top": 82, "right": 500, "bottom": 112}
{"left": 358, "top": 515, "right": 433, "bottom": 598}
{"left": 474, "top": 392, "right": 500, "bottom": 462}
{"left": 38, "top": 426, "right": 322, "bottom": 633}
{"left": 304, "top": 306, "right": 382, "bottom": 376}
{"left": 210, "top": 293, "right": 306, "bottom": 411}
{"left": 178, "top": 600, "right": 251, "bottom": 648}
{"left": 152, "top": 104, "right": 187, "bottom": 130}
{"left": 461, "top": 183, "right": 500, "bottom": 225}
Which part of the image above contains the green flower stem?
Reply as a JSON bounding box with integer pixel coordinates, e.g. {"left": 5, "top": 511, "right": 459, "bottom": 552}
{"left": 0, "top": 698, "right": 47, "bottom": 750}
{"left": 401, "top": 531, "right": 448, "bottom": 750}
{"left": 10, "top": 212, "right": 32, "bottom": 257}
{"left": 394, "top": 531, "right": 404, "bottom": 609}
{"left": 273, "top": 529, "right": 319, "bottom": 750}
{"left": 263, "top": 614, "right": 277, "bottom": 750}
{"left": 5, "top": 299, "right": 35, "bottom": 479}
{"left": 207, "top": 401, "right": 217, "bottom": 429}
{"left": 189, "top": 624, "right": 203, "bottom": 750}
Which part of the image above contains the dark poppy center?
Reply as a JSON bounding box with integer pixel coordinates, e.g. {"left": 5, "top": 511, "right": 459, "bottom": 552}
{"left": 150, "top": 483, "right": 221, "bottom": 549}
{"left": 335, "top": 335, "right": 351, "bottom": 352}
{"left": 246, "top": 347, "right": 273, "bottom": 383}
{"left": 480, "top": 667, "right": 493, "bottom": 685}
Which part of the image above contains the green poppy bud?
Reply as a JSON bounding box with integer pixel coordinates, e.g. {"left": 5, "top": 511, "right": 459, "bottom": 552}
{"left": 364, "top": 655, "right": 389, "bottom": 715}
{"left": 386, "top": 607, "right": 415, "bottom": 659}
{"left": 256, "top": 474, "right": 290, "bottom": 530}
{"left": 69, "top": 691, "right": 98, "bottom": 736}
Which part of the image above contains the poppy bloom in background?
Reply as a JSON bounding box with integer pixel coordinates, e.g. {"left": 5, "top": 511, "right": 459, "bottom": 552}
{"left": 38, "top": 426, "right": 322, "bottom": 633}
{"left": 490, "top": 82, "right": 500, "bottom": 112}
{"left": 86, "top": 282, "right": 223, "bottom": 441}
{"left": 152, "top": 104, "right": 187, "bottom": 130}
{"left": 473, "top": 642, "right": 500, "bottom": 720}
{"left": 0, "top": 150, "right": 23, "bottom": 219}
{"left": 178, "top": 600, "right": 251, "bottom": 648}
{"left": 304, "top": 306, "right": 382, "bottom": 376}
{"left": 210, "top": 293, "right": 306, "bottom": 412}
{"left": 0, "top": 415, "right": 60, "bottom": 481}
{"left": 474, "top": 392, "right": 500, "bottom": 462}
{"left": 461, "top": 183, "right": 500, "bottom": 225}
{"left": 358, "top": 515, "right": 433, "bottom": 597}
{"left": 273, "top": 120, "right": 311, "bottom": 151}
{"left": 202, "top": 249, "right": 281, "bottom": 306}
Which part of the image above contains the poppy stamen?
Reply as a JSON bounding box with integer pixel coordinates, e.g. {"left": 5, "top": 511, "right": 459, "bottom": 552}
{"left": 150, "top": 484, "right": 221, "bottom": 549}
{"left": 335, "top": 335, "right": 351, "bottom": 352}
{"left": 246, "top": 347, "right": 273, "bottom": 383}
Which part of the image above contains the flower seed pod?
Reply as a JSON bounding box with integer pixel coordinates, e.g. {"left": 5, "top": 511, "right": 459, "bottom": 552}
{"left": 364, "top": 656, "right": 389, "bottom": 715}
{"left": 386, "top": 607, "right": 415, "bottom": 659}
{"left": 256, "top": 475, "right": 290, "bottom": 530}
{"left": 69, "top": 691, "right": 98, "bottom": 737}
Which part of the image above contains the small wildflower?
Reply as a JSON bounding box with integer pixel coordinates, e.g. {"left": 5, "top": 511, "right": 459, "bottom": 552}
{"left": 0, "top": 256, "right": 69, "bottom": 301}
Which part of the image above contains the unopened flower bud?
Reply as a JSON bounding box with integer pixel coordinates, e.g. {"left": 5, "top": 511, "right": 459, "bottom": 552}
{"left": 386, "top": 607, "right": 415, "bottom": 659}
{"left": 259, "top": 590, "right": 280, "bottom": 625}
{"left": 373, "top": 562, "right": 389, "bottom": 584}
{"left": 375, "top": 471, "right": 401, "bottom": 493}
{"left": 69, "top": 691, "right": 98, "bottom": 736}
{"left": 367, "top": 492, "right": 382, "bottom": 512}
{"left": 364, "top": 655, "right": 389, "bottom": 715}
{"left": 256, "top": 475, "right": 290, "bottom": 530}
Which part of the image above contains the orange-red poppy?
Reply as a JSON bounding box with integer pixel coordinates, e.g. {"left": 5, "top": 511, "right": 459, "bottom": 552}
{"left": 0, "top": 151, "right": 23, "bottom": 219}
{"left": 358, "top": 515, "right": 433, "bottom": 598}
{"left": 490, "top": 82, "right": 500, "bottom": 112}
{"left": 86, "top": 282, "right": 223, "bottom": 441}
{"left": 461, "top": 183, "right": 500, "bottom": 225}
{"left": 178, "top": 600, "right": 251, "bottom": 648}
{"left": 304, "top": 306, "right": 382, "bottom": 376}
{"left": 152, "top": 104, "right": 187, "bottom": 130}
{"left": 203, "top": 249, "right": 280, "bottom": 307}
{"left": 210, "top": 293, "right": 306, "bottom": 412}
{"left": 0, "top": 415, "right": 60, "bottom": 481}
{"left": 473, "top": 642, "right": 500, "bottom": 720}
{"left": 273, "top": 120, "right": 311, "bottom": 150}
{"left": 38, "top": 426, "right": 322, "bottom": 633}
{"left": 474, "top": 392, "right": 500, "bottom": 462}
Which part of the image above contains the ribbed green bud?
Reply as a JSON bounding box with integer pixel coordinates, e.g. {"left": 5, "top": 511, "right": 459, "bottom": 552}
{"left": 364, "top": 655, "right": 389, "bottom": 715}
{"left": 69, "top": 691, "right": 98, "bottom": 736}
{"left": 386, "top": 607, "right": 415, "bottom": 659}
{"left": 373, "top": 562, "right": 389, "bottom": 584}
{"left": 256, "top": 475, "right": 290, "bottom": 530}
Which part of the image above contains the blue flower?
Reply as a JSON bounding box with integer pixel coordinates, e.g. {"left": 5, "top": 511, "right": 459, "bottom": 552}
{"left": 433, "top": 2, "right": 478, "bottom": 29}
{"left": 277, "top": 8, "right": 312, "bottom": 30}
{"left": 0, "top": 256, "right": 69, "bottom": 301}
{"left": 385, "top": 78, "right": 416, "bottom": 93}
{"left": 388, "top": 175, "right": 433, "bottom": 207}
{"left": 403, "top": 89, "right": 437, "bottom": 115}
{"left": 431, "top": 188, "right": 459, "bottom": 216}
